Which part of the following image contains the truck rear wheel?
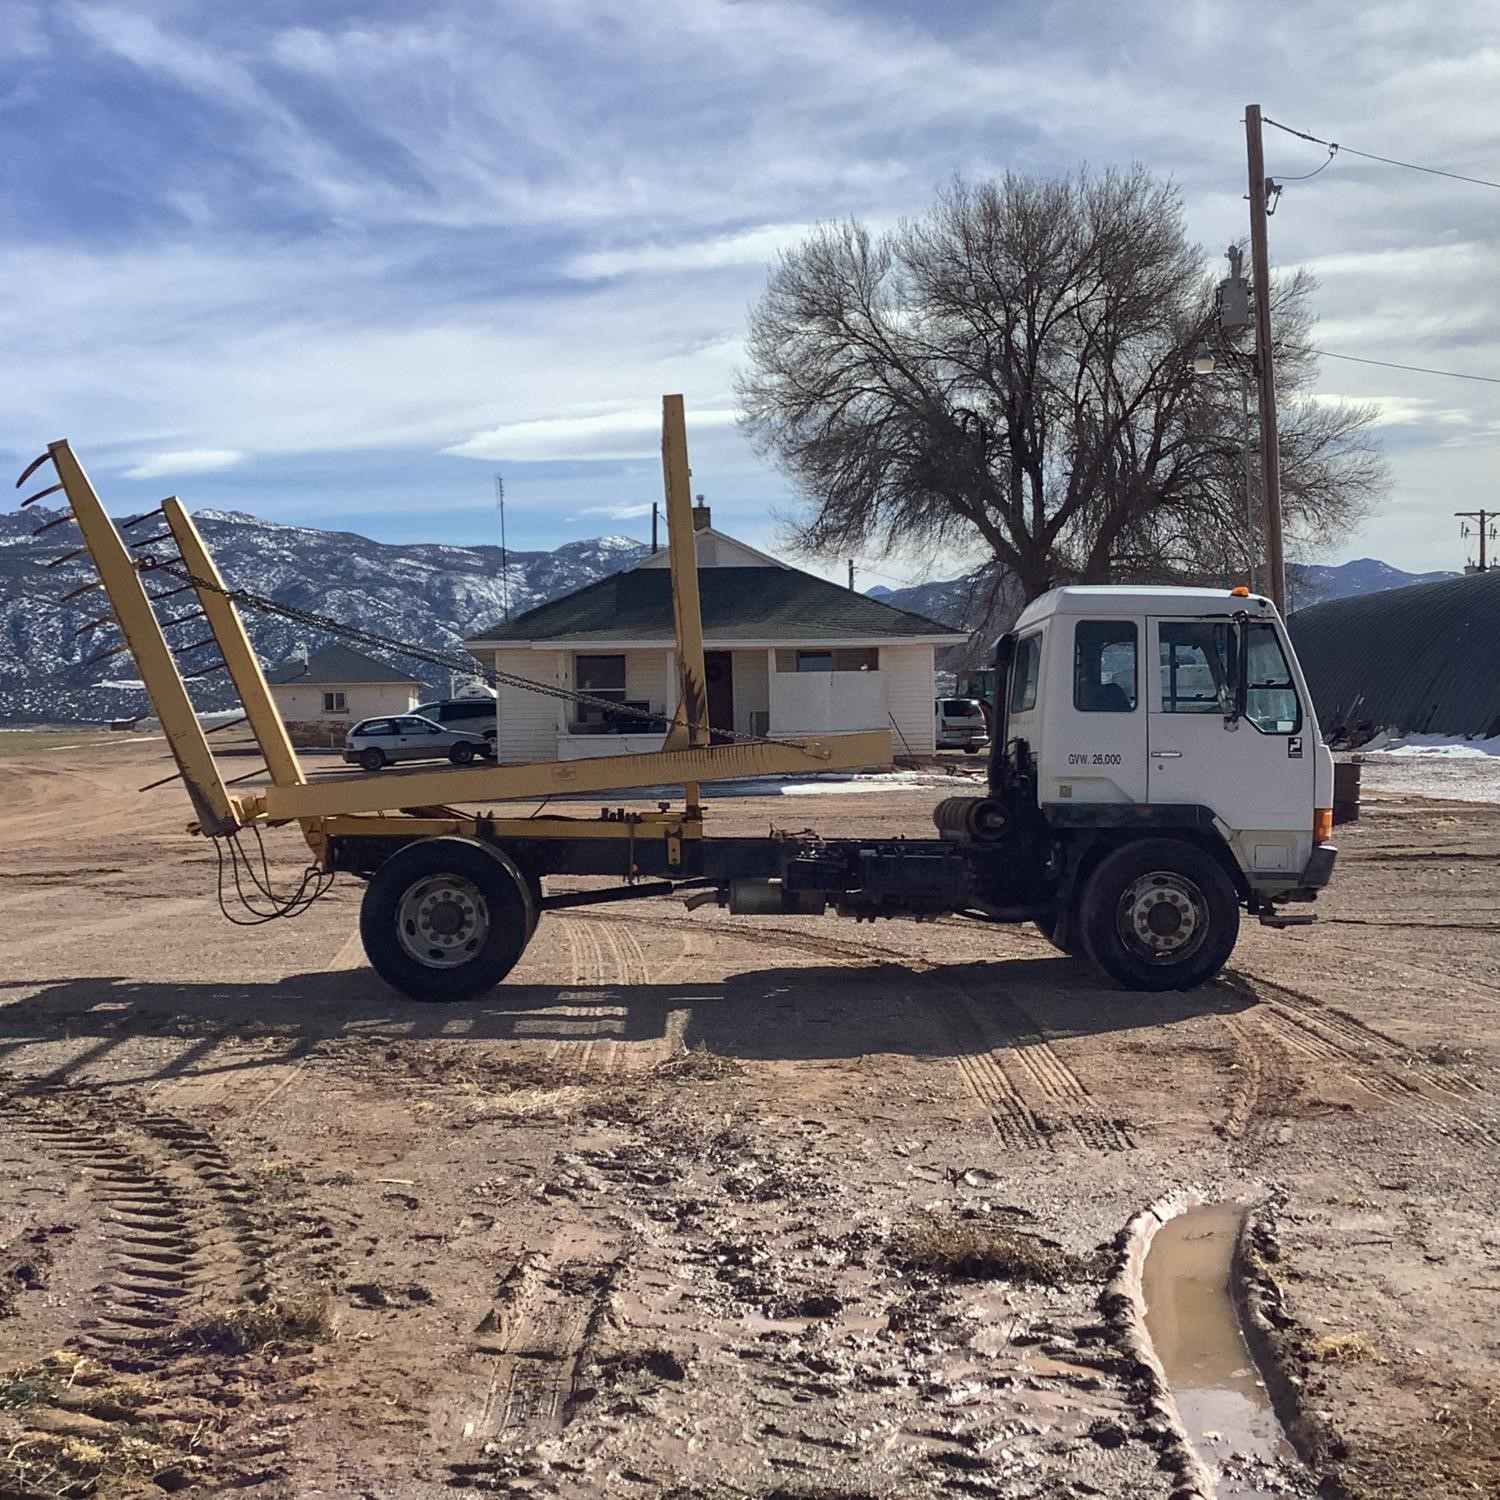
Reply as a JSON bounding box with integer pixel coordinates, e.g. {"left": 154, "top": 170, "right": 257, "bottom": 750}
{"left": 1078, "top": 839, "right": 1239, "bottom": 992}
{"left": 360, "top": 837, "right": 535, "bottom": 1002}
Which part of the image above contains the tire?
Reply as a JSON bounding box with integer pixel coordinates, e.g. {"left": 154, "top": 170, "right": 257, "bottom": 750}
{"left": 963, "top": 744, "right": 980, "bottom": 755}
{"left": 359, "top": 837, "right": 536, "bottom": 1002}
{"left": 1078, "top": 839, "right": 1240, "bottom": 992}
{"left": 1032, "top": 909, "right": 1084, "bottom": 958}
{"left": 449, "top": 741, "right": 476, "bottom": 766}
{"left": 359, "top": 747, "right": 385, "bottom": 772}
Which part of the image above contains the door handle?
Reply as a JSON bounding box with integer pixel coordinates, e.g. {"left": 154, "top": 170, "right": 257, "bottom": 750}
{"left": 1150, "top": 749, "right": 1183, "bottom": 759}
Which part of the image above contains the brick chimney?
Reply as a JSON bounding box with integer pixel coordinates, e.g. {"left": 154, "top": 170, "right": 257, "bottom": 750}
{"left": 692, "top": 493, "right": 711, "bottom": 532}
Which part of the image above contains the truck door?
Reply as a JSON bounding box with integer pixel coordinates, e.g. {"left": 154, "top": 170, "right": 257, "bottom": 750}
{"left": 1046, "top": 618, "right": 1149, "bottom": 804}
{"left": 1146, "top": 617, "right": 1315, "bottom": 874}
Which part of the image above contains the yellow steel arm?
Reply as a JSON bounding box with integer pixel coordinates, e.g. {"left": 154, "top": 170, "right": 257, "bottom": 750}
{"left": 660, "top": 393, "right": 708, "bottom": 756}
{"left": 48, "top": 442, "right": 242, "bottom": 835}
{"left": 253, "top": 730, "right": 891, "bottom": 822}
{"left": 162, "top": 497, "right": 305, "bottom": 791}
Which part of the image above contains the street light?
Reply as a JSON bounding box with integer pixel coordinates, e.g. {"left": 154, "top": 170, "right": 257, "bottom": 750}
{"left": 1191, "top": 341, "right": 1217, "bottom": 376}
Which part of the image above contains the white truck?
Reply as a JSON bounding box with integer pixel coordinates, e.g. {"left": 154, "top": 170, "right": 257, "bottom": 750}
{"left": 926, "top": 583, "right": 1336, "bottom": 990}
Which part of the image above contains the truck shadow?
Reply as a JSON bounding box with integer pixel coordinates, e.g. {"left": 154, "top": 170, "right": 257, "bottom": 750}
{"left": 0, "top": 955, "right": 1256, "bottom": 1089}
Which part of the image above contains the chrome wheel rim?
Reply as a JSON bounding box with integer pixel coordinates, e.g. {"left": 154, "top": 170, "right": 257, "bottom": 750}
{"left": 397, "top": 874, "right": 489, "bottom": 968}
{"left": 1116, "top": 870, "right": 1207, "bottom": 963}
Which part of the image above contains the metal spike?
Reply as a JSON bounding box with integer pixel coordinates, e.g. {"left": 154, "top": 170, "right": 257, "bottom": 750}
{"left": 60, "top": 580, "right": 104, "bottom": 602}
{"left": 15, "top": 452, "right": 52, "bottom": 488}
{"left": 140, "top": 760, "right": 265, "bottom": 793}
{"left": 128, "top": 532, "right": 176, "bottom": 549}
{"left": 81, "top": 643, "right": 128, "bottom": 668}
{"left": 173, "top": 635, "right": 218, "bottom": 654}
{"left": 183, "top": 661, "right": 228, "bottom": 679}
{"left": 120, "top": 508, "right": 164, "bottom": 530}
{"left": 138, "top": 767, "right": 183, "bottom": 793}
{"left": 145, "top": 583, "right": 196, "bottom": 604}
{"left": 158, "top": 609, "right": 206, "bottom": 631}
{"left": 20, "top": 482, "right": 65, "bottom": 507}
{"left": 44, "top": 546, "right": 90, "bottom": 569}
{"left": 206, "top": 715, "right": 250, "bottom": 737}
{"left": 73, "top": 611, "right": 116, "bottom": 638}
{"left": 33, "top": 511, "right": 77, "bottom": 535}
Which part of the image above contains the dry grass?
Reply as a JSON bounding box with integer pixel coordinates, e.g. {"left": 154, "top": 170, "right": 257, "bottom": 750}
{"left": 654, "top": 1043, "right": 745, "bottom": 1081}
{"left": 185, "top": 1292, "right": 330, "bottom": 1353}
{"left": 888, "top": 1215, "right": 1104, "bottom": 1285}
{"left": 1309, "top": 1331, "right": 1382, "bottom": 1364}
{"left": 1336, "top": 1396, "right": 1500, "bottom": 1499}
{"left": 0, "top": 728, "right": 114, "bottom": 758}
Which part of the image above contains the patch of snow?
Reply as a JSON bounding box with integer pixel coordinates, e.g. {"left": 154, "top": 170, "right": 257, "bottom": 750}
{"left": 1359, "top": 731, "right": 1500, "bottom": 759}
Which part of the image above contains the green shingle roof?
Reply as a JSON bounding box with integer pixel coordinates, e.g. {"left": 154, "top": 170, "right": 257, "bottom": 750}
{"left": 265, "top": 643, "right": 423, "bottom": 685}
{"left": 468, "top": 567, "right": 962, "bottom": 644}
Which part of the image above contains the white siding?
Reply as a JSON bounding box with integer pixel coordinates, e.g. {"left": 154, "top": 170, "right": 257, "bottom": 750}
{"left": 271, "top": 681, "right": 418, "bottom": 724}
{"left": 732, "top": 649, "right": 770, "bottom": 737}
{"left": 492, "top": 649, "right": 563, "bottom": 762}
{"left": 623, "top": 650, "right": 669, "bottom": 711}
{"left": 880, "top": 643, "right": 937, "bottom": 754}
{"left": 769, "top": 666, "right": 886, "bottom": 737}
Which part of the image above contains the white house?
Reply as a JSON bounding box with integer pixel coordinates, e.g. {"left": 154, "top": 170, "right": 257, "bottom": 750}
{"left": 266, "top": 644, "right": 425, "bottom": 746}
{"left": 464, "top": 506, "right": 965, "bottom": 762}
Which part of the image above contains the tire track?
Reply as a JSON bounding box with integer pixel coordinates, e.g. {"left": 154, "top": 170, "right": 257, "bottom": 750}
{"left": 1230, "top": 971, "right": 1499, "bottom": 1145}
{"left": 446, "top": 1256, "right": 617, "bottom": 1490}
{"left": 0, "top": 1077, "right": 318, "bottom": 1493}
{"left": 593, "top": 908, "right": 1132, "bottom": 1151}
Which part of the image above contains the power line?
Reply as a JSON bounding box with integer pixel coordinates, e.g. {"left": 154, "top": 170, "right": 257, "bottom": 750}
{"left": 1262, "top": 116, "right": 1500, "bottom": 192}
{"left": 1308, "top": 347, "right": 1500, "bottom": 387}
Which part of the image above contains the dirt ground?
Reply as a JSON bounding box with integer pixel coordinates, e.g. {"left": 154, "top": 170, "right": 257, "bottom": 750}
{"left": 2, "top": 736, "right": 1497, "bottom": 1500}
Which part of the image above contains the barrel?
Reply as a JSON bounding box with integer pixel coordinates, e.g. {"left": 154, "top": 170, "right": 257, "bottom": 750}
{"left": 1333, "top": 758, "right": 1362, "bottom": 826}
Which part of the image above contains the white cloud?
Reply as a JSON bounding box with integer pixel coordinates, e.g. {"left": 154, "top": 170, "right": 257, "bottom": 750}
{"left": 445, "top": 406, "right": 738, "bottom": 464}
{"left": 564, "top": 223, "right": 815, "bottom": 280}
{"left": 124, "top": 449, "right": 245, "bottom": 480}
{"left": 578, "top": 502, "right": 656, "bottom": 519}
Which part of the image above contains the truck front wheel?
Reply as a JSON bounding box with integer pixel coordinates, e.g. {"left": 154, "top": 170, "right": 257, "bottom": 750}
{"left": 360, "top": 837, "right": 535, "bottom": 1002}
{"left": 1078, "top": 839, "right": 1239, "bottom": 992}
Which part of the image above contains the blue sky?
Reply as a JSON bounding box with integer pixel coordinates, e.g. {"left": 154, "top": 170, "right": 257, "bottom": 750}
{"left": 2, "top": 0, "right": 1497, "bottom": 584}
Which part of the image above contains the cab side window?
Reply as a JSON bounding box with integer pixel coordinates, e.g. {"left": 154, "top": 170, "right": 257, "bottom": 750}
{"left": 1073, "top": 621, "right": 1137, "bottom": 712}
{"left": 1010, "top": 632, "right": 1042, "bottom": 714}
{"left": 1159, "top": 622, "right": 1234, "bottom": 714}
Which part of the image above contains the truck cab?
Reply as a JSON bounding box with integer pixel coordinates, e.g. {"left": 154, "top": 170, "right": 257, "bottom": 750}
{"left": 976, "top": 584, "right": 1336, "bottom": 988}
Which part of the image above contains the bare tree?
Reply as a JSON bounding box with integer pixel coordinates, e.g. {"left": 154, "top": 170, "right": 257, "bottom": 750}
{"left": 738, "top": 170, "right": 1387, "bottom": 602}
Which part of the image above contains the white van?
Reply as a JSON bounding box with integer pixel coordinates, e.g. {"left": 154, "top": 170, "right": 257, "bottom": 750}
{"left": 934, "top": 697, "right": 990, "bottom": 753}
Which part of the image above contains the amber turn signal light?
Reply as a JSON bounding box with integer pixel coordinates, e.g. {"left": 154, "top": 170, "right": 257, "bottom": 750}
{"left": 1313, "top": 807, "right": 1333, "bottom": 843}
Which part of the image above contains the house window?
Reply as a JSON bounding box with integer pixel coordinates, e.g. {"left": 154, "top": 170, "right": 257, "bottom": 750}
{"left": 575, "top": 654, "right": 627, "bottom": 703}
{"left": 774, "top": 648, "right": 880, "bottom": 673}
{"left": 322, "top": 691, "right": 347, "bottom": 714}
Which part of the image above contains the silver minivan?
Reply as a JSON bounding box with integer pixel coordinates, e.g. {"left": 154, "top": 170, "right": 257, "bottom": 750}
{"left": 934, "top": 697, "right": 990, "bottom": 753}
{"left": 343, "top": 714, "right": 491, "bottom": 772}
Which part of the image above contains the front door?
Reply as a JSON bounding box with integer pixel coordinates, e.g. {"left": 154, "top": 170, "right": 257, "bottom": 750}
{"left": 1146, "top": 616, "right": 1314, "bottom": 872}
{"left": 704, "top": 652, "right": 735, "bottom": 744}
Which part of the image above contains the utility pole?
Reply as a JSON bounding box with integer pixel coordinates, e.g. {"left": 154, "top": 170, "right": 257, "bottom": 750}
{"left": 495, "top": 474, "right": 509, "bottom": 621}
{"left": 651, "top": 501, "right": 660, "bottom": 554}
{"left": 1456, "top": 509, "right": 1494, "bottom": 572}
{"left": 1245, "top": 104, "right": 1286, "bottom": 616}
{"left": 848, "top": 559, "right": 855, "bottom": 591}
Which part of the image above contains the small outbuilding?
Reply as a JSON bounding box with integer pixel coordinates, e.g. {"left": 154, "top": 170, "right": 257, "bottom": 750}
{"left": 266, "top": 643, "right": 425, "bottom": 747}
{"left": 464, "top": 509, "right": 964, "bottom": 762}
{"left": 1287, "top": 569, "right": 1500, "bottom": 742}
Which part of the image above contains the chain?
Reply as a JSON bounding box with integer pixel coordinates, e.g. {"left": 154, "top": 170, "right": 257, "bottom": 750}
{"left": 142, "top": 557, "right": 815, "bottom": 752}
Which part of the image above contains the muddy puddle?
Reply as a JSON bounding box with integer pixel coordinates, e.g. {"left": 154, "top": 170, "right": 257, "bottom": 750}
{"left": 1143, "top": 1203, "right": 1297, "bottom": 1496}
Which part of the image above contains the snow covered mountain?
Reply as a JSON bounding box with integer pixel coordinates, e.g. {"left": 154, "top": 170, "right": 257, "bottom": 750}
{"left": 868, "top": 557, "right": 1462, "bottom": 626}
{"left": 0, "top": 506, "right": 647, "bottom": 724}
